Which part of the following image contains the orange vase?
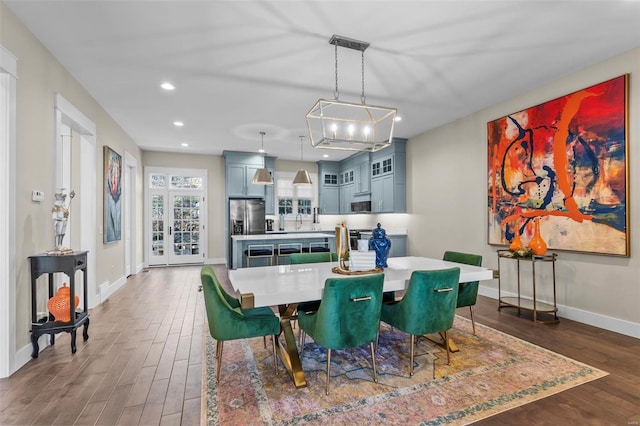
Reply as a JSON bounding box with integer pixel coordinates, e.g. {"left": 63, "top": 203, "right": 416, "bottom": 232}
{"left": 509, "top": 226, "right": 523, "bottom": 251}
{"left": 47, "top": 283, "right": 80, "bottom": 322}
{"left": 528, "top": 217, "right": 547, "bottom": 255}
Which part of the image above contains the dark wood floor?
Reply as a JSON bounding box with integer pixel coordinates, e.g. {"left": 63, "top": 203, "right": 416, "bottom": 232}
{"left": 1, "top": 265, "right": 638, "bottom": 425}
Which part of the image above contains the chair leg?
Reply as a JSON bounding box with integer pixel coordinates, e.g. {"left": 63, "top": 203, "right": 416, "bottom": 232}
{"left": 469, "top": 306, "right": 476, "bottom": 335}
{"left": 272, "top": 335, "right": 278, "bottom": 375}
{"left": 216, "top": 340, "right": 224, "bottom": 383}
{"left": 444, "top": 330, "right": 451, "bottom": 365}
{"left": 325, "top": 349, "right": 332, "bottom": 395}
{"left": 299, "top": 330, "right": 306, "bottom": 357}
{"left": 369, "top": 342, "right": 378, "bottom": 383}
{"left": 409, "top": 334, "right": 415, "bottom": 377}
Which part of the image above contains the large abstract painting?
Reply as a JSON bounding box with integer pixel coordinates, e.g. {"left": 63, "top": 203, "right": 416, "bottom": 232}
{"left": 488, "top": 75, "right": 629, "bottom": 256}
{"left": 104, "top": 145, "right": 122, "bottom": 244}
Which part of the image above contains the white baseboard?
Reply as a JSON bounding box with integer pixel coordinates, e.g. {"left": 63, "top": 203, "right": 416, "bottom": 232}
{"left": 135, "top": 262, "right": 144, "bottom": 274}
{"left": 478, "top": 285, "right": 640, "bottom": 339}
{"left": 14, "top": 334, "right": 52, "bottom": 376}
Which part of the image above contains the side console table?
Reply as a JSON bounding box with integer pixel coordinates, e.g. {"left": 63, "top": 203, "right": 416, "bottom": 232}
{"left": 28, "top": 251, "right": 90, "bottom": 358}
{"left": 497, "top": 249, "right": 559, "bottom": 323}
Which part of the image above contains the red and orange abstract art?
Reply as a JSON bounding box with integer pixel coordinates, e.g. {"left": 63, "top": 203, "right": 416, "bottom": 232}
{"left": 487, "top": 75, "right": 628, "bottom": 256}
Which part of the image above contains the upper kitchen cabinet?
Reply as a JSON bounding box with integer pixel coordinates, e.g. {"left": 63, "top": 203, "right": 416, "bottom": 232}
{"left": 352, "top": 152, "right": 371, "bottom": 196}
{"left": 264, "top": 156, "right": 276, "bottom": 214}
{"left": 223, "top": 151, "right": 268, "bottom": 198}
{"left": 370, "top": 138, "right": 406, "bottom": 213}
{"left": 318, "top": 161, "right": 340, "bottom": 214}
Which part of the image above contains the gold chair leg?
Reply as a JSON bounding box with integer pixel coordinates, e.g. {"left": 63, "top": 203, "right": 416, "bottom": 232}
{"left": 216, "top": 340, "right": 224, "bottom": 383}
{"left": 444, "top": 330, "right": 451, "bottom": 365}
{"left": 325, "top": 349, "right": 332, "bottom": 395}
{"left": 409, "top": 334, "right": 415, "bottom": 377}
{"left": 272, "top": 335, "right": 278, "bottom": 375}
{"left": 469, "top": 306, "right": 476, "bottom": 335}
{"left": 370, "top": 342, "right": 378, "bottom": 383}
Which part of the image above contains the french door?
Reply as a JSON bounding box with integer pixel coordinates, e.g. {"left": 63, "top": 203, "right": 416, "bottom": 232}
{"left": 146, "top": 168, "right": 207, "bottom": 266}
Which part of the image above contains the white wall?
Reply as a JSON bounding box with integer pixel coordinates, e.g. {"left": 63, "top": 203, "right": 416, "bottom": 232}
{"left": 407, "top": 48, "right": 640, "bottom": 337}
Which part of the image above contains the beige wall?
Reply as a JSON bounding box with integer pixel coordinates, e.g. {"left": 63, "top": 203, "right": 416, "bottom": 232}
{"left": 407, "top": 48, "right": 640, "bottom": 333}
{"left": 274, "top": 159, "right": 318, "bottom": 174}
{"left": 141, "top": 151, "right": 226, "bottom": 260}
{"left": 2, "top": 3, "right": 144, "bottom": 351}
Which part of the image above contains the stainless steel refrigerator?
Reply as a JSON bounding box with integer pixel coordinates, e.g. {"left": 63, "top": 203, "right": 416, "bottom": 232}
{"left": 228, "top": 198, "right": 266, "bottom": 267}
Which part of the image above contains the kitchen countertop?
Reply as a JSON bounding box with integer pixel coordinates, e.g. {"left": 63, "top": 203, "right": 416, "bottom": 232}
{"left": 231, "top": 233, "right": 335, "bottom": 241}
{"left": 359, "top": 228, "right": 407, "bottom": 236}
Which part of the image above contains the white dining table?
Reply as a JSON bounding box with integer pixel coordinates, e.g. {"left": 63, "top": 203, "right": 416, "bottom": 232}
{"left": 227, "top": 256, "right": 494, "bottom": 388}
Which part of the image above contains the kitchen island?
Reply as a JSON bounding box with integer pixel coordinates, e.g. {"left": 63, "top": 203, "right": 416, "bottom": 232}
{"left": 230, "top": 233, "right": 335, "bottom": 269}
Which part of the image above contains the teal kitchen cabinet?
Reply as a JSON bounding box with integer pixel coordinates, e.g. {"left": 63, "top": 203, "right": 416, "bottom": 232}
{"left": 389, "top": 235, "right": 408, "bottom": 257}
{"left": 370, "top": 139, "right": 406, "bottom": 213}
{"left": 223, "top": 151, "right": 268, "bottom": 198}
{"left": 318, "top": 161, "right": 340, "bottom": 214}
{"left": 353, "top": 152, "right": 371, "bottom": 196}
{"left": 339, "top": 180, "right": 354, "bottom": 214}
{"left": 264, "top": 156, "right": 276, "bottom": 214}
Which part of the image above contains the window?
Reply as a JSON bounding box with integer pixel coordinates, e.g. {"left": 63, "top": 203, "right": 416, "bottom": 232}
{"left": 275, "top": 171, "right": 318, "bottom": 217}
{"left": 278, "top": 198, "right": 293, "bottom": 215}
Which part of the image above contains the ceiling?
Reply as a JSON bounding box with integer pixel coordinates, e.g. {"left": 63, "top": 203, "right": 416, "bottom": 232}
{"left": 5, "top": 1, "right": 640, "bottom": 162}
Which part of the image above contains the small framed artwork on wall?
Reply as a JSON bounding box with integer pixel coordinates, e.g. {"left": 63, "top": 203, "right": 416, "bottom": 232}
{"left": 487, "top": 75, "right": 629, "bottom": 256}
{"left": 104, "top": 145, "right": 122, "bottom": 244}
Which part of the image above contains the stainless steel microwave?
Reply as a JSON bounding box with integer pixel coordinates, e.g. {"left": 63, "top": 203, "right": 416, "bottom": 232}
{"left": 351, "top": 201, "right": 371, "bottom": 213}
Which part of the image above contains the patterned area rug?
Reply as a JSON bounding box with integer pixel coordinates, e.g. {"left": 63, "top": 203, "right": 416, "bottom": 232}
{"left": 202, "top": 316, "right": 607, "bottom": 425}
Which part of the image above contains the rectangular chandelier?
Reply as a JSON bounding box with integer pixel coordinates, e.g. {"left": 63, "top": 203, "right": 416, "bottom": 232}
{"left": 306, "top": 35, "right": 398, "bottom": 153}
{"left": 306, "top": 98, "right": 396, "bottom": 152}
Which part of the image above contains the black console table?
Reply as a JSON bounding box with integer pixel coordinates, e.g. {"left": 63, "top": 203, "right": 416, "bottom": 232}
{"left": 29, "top": 251, "right": 90, "bottom": 358}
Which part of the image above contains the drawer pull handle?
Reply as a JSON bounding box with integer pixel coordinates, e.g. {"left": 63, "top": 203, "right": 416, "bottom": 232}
{"left": 434, "top": 287, "right": 453, "bottom": 293}
{"left": 351, "top": 296, "right": 372, "bottom": 302}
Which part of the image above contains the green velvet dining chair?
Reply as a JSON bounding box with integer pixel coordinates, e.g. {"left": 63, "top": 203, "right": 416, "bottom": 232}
{"left": 443, "top": 251, "right": 482, "bottom": 334}
{"left": 289, "top": 252, "right": 338, "bottom": 264}
{"left": 200, "top": 266, "right": 281, "bottom": 383}
{"left": 380, "top": 268, "right": 460, "bottom": 376}
{"left": 289, "top": 252, "right": 338, "bottom": 326}
{"left": 298, "top": 274, "right": 384, "bottom": 395}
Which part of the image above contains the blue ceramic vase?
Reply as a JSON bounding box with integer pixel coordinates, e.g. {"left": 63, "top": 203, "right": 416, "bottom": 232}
{"left": 369, "top": 223, "right": 391, "bottom": 268}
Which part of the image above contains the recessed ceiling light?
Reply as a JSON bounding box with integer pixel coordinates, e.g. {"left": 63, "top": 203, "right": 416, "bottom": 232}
{"left": 323, "top": 154, "right": 329, "bottom": 158}
{"left": 181, "top": 142, "right": 189, "bottom": 147}
{"left": 161, "top": 82, "right": 175, "bottom": 91}
{"left": 173, "top": 121, "right": 184, "bottom": 127}
{"left": 394, "top": 116, "right": 402, "bottom": 122}
{"left": 258, "top": 148, "right": 265, "bottom": 153}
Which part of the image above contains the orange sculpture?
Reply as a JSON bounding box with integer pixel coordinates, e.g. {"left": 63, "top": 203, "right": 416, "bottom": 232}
{"left": 47, "top": 283, "right": 79, "bottom": 322}
{"left": 528, "top": 217, "right": 548, "bottom": 255}
{"left": 509, "top": 224, "right": 524, "bottom": 252}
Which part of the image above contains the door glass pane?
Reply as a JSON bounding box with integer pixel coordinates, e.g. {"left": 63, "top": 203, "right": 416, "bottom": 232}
{"left": 173, "top": 195, "right": 201, "bottom": 256}
{"left": 151, "top": 194, "right": 164, "bottom": 256}
{"left": 170, "top": 176, "right": 203, "bottom": 189}
{"left": 150, "top": 174, "right": 167, "bottom": 188}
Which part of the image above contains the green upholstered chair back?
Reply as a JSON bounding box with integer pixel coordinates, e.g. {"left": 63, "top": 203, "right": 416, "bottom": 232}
{"left": 289, "top": 252, "right": 338, "bottom": 264}
{"left": 383, "top": 268, "right": 460, "bottom": 336}
{"left": 443, "top": 251, "right": 482, "bottom": 308}
{"left": 201, "top": 266, "right": 242, "bottom": 341}
{"left": 299, "top": 274, "right": 384, "bottom": 350}
{"left": 201, "top": 265, "right": 279, "bottom": 342}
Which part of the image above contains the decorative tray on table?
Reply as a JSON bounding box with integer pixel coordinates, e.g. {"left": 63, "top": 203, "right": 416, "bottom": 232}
{"left": 331, "top": 266, "right": 383, "bottom": 275}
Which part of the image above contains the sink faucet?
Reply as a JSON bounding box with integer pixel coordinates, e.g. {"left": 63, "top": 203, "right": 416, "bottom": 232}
{"left": 296, "top": 213, "right": 303, "bottom": 230}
